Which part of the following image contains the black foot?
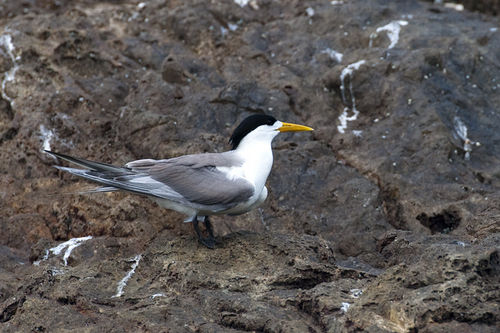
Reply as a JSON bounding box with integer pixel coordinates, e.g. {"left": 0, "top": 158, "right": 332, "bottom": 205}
{"left": 199, "top": 236, "right": 215, "bottom": 249}
{"left": 204, "top": 216, "right": 215, "bottom": 240}
{"left": 192, "top": 216, "right": 216, "bottom": 249}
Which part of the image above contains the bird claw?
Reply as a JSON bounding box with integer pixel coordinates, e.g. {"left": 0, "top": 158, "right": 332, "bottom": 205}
{"left": 198, "top": 236, "right": 215, "bottom": 249}
{"left": 192, "top": 216, "right": 216, "bottom": 249}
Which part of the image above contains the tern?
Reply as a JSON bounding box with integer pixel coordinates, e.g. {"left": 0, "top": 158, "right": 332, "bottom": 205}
{"left": 46, "top": 114, "right": 313, "bottom": 248}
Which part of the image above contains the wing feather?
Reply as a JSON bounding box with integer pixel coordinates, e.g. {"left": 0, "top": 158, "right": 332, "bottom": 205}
{"left": 50, "top": 151, "right": 254, "bottom": 210}
{"left": 143, "top": 152, "right": 254, "bottom": 206}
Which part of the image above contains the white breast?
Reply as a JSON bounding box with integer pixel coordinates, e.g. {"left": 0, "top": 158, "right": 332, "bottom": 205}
{"left": 217, "top": 122, "right": 279, "bottom": 215}
{"left": 218, "top": 140, "right": 274, "bottom": 194}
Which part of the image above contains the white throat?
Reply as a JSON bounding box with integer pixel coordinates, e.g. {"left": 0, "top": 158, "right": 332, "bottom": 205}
{"left": 233, "top": 126, "right": 279, "bottom": 192}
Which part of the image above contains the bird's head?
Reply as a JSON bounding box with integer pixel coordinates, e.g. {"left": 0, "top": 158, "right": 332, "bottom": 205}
{"left": 229, "top": 114, "right": 313, "bottom": 150}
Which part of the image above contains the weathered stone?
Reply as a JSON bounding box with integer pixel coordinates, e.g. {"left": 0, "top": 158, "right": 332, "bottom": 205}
{"left": 0, "top": 0, "right": 498, "bottom": 331}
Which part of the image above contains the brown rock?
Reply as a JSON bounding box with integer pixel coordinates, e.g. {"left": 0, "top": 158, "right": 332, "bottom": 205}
{"left": 0, "top": 0, "right": 498, "bottom": 331}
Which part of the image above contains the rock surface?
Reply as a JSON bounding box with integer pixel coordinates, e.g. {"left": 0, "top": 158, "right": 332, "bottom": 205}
{"left": 0, "top": 0, "right": 499, "bottom": 332}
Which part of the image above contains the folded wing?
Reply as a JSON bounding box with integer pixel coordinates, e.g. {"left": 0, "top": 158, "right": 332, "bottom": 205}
{"left": 47, "top": 151, "right": 254, "bottom": 210}
{"left": 137, "top": 153, "right": 254, "bottom": 206}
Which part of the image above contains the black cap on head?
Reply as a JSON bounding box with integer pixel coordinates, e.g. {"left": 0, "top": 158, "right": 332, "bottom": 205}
{"left": 229, "top": 114, "right": 277, "bottom": 150}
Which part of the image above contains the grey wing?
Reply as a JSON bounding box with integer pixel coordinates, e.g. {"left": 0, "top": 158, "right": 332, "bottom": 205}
{"left": 48, "top": 150, "right": 254, "bottom": 210}
{"left": 52, "top": 165, "right": 186, "bottom": 200}
{"left": 127, "top": 153, "right": 255, "bottom": 207}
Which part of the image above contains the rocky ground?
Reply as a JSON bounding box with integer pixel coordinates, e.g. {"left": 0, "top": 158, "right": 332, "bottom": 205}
{"left": 0, "top": 0, "right": 498, "bottom": 332}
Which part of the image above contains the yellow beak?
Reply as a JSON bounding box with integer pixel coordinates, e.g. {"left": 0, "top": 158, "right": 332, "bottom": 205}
{"left": 278, "top": 122, "right": 314, "bottom": 132}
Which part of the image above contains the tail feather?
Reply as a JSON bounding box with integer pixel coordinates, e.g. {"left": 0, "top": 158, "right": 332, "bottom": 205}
{"left": 45, "top": 150, "right": 126, "bottom": 172}
{"left": 54, "top": 166, "right": 125, "bottom": 187}
{"left": 51, "top": 164, "right": 119, "bottom": 194}
{"left": 78, "top": 186, "right": 119, "bottom": 195}
{"left": 46, "top": 151, "right": 174, "bottom": 200}
{"left": 52, "top": 165, "right": 163, "bottom": 198}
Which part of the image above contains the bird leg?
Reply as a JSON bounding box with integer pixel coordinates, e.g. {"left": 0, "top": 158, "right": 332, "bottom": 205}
{"left": 204, "top": 216, "right": 215, "bottom": 240}
{"left": 192, "top": 216, "right": 215, "bottom": 249}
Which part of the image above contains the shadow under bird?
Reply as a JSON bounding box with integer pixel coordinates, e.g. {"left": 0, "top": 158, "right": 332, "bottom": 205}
{"left": 46, "top": 114, "right": 313, "bottom": 248}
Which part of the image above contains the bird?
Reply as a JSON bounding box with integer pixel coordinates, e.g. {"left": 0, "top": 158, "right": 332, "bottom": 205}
{"left": 45, "top": 114, "right": 313, "bottom": 248}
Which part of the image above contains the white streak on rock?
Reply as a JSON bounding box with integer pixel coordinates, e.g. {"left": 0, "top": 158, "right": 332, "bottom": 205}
{"left": 350, "top": 288, "right": 363, "bottom": 298}
{"left": 338, "top": 60, "right": 366, "bottom": 133}
{"left": 234, "top": 0, "right": 249, "bottom": 7}
{"left": 228, "top": 23, "right": 238, "bottom": 31}
{"left": 375, "top": 20, "right": 408, "bottom": 49}
{"left": 306, "top": 7, "right": 315, "bottom": 17}
{"left": 453, "top": 117, "right": 478, "bottom": 160}
{"left": 352, "top": 130, "right": 363, "bottom": 137}
{"left": 444, "top": 3, "right": 464, "bottom": 11}
{"left": 39, "top": 125, "right": 54, "bottom": 151}
{"left": 33, "top": 236, "right": 93, "bottom": 266}
{"left": 234, "top": 0, "right": 258, "bottom": 9}
{"left": 112, "top": 255, "right": 142, "bottom": 298}
{"left": 151, "top": 293, "right": 165, "bottom": 299}
{"left": 50, "top": 236, "right": 93, "bottom": 266}
{"left": 340, "top": 60, "right": 366, "bottom": 103}
{"left": 320, "top": 48, "right": 343, "bottom": 62}
{"left": 331, "top": 1, "right": 344, "bottom": 5}
{"left": 33, "top": 250, "right": 49, "bottom": 266}
{"left": 220, "top": 26, "right": 229, "bottom": 37}
{"left": 0, "top": 33, "right": 20, "bottom": 105}
{"left": 338, "top": 108, "right": 357, "bottom": 134}
{"left": 341, "top": 302, "right": 351, "bottom": 312}
{"left": 49, "top": 268, "right": 65, "bottom": 276}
